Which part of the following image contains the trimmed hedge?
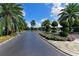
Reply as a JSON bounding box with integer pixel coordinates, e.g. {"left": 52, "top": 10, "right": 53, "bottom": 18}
{"left": 39, "top": 32, "right": 74, "bottom": 41}
{"left": 59, "top": 32, "right": 68, "bottom": 37}
{"left": 39, "top": 33, "right": 67, "bottom": 41}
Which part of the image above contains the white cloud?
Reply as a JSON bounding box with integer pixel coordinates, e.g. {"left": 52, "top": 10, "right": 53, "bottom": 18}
{"left": 57, "top": 21, "right": 62, "bottom": 27}
{"left": 41, "top": 18, "right": 48, "bottom": 22}
{"left": 51, "top": 3, "right": 64, "bottom": 16}
{"left": 25, "top": 20, "right": 31, "bottom": 27}
{"left": 25, "top": 20, "right": 41, "bottom": 28}
{"left": 51, "top": 6, "right": 63, "bottom": 15}
{"left": 50, "top": 3, "right": 66, "bottom": 20}
{"left": 35, "top": 22, "right": 41, "bottom": 28}
{"left": 22, "top": 10, "right": 26, "bottom": 16}
{"left": 50, "top": 14, "right": 53, "bottom": 17}
{"left": 44, "top": 3, "right": 51, "bottom": 6}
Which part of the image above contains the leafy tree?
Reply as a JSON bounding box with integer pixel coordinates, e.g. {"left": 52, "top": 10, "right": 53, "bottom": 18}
{"left": 59, "top": 20, "right": 69, "bottom": 27}
{"left": 59, "top": 20, "right": 69, "bottom": 37}
{"left": 30, "top": 20, "right": 36, "bottom": 30}
{"left": 51, "top": 21, "right": 58, "bottom": 27}
{"left": 41, "top": 19, "right": 50, "bottom": 32}
{"left": 73, "top": 19, "right": 79, "bottom": 26}
{"left": 51, "top": 21, "right": 58, "bottom": 32}
{"left": 73, "top": 19, "right": 79, "bottom": 32}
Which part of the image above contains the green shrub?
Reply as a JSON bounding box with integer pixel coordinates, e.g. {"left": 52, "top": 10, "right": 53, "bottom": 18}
{"left": 51, "top": 21, "right": 58, "bottom": 27}
{"left": 74, "top": 26, "right": 79, "bottom": 32}
{"left": 74, "top": 19, "right": 79, "bottom": 26}
{"left": 54, "top": 35, "right": 67, "bottom": 41}
{"left": 52, "top": 27, "right": 57, "bottom": 32}
{"left": 39, "top": 32, "right": 67, "bottom": 41}
{"left": 60, "top": 27, "right": 69, "bottom": 32}
{"left": 59, "top": 31, "right": 68, "bottom": 37}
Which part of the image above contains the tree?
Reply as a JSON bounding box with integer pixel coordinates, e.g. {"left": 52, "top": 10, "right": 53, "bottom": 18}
{"left": 59, "top": 20, "right": 69, "bottom": 37}
{"left": 59, "top": 20, "right": 69, "bottom": 27}
{"left": 0, "top": 3, "right": 26, "bottom": 35}
{"left": 18, "top": 19, "right": 28, "bottom": 31}
{"left": 51, "top": 21, "right": 58, "bottom": 27}
{"left": 30, "top": 20, "right": 36, "bottom": 30}
{"left": 59, "top": 3, "right": 79, "bottom": 33}
{"left": 51, "top": 21, "right": 58, "bottom": 32}
{"left": 41, "top": 19, "right": 50, "bottom": 32}
{"left": 73, "top": 18, "right": 79, "bottom": 32}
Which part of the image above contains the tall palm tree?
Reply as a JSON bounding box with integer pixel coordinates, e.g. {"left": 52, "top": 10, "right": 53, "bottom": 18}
{"left": 59, "top": 3, "right": 79, "bottom": 32}
{"left": 59, "top": 3, "right": 79, "bottom": 21}
{"left": 18, "top": 18, "right": 27, "bottom": 32}
{"left": 0, "top": 3, "right": 25, "bottom": 35}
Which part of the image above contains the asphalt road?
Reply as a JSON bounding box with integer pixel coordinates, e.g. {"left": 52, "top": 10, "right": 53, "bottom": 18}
{"left": 0, "top": 31, "right": 66, "bottom": 56}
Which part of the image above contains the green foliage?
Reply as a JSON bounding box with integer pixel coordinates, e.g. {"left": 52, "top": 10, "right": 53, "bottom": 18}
{"left": 0, "top": 3, "right": 27, "bottom": 35}
{"left": 68, "top": 19, "right": 74, "bottom": 27}
{"left": 59, "top": 20, "right": 69, "bottom": 27}
{"left": 59, "top": 31, "right": 68, "bottom": 37}
{"left": 59, "top": 3, "right": 79, "bottom": 21}
{"left": 72, "top": 19, "right": 79, "bottom": 32}
{"left": 73, "top": 26, "right": 79, "bottom": 32}
{"left": 41, "top": 19, "right": 50, "bottom": 32}
{"left": 52, "top": 27, "right": 57, "bottom": 32}
{"left": 51, "top": 21, "right": 58, "bottom": 32}
{"left": 59, "top": 3, "right": 79, "bottom": 33}
{"left": 40, "top": 32, "right": 67, "bottom": 41}
{"left": 59, "top": 20, "right": 69, "bottom": 37}
{"left": 30, "top": 20, "right": 36, "bottom": 30}
{"left": 74, "top": 19, "right": 79, "bottom": 26}
{"left": 51, "top": 21, "right": 58, "bottom": 27}
{"left": 31, "top": 20, "right": 36, "bottom": 27}
{"left": 61, "top": 27, "right": 69, "bottom": 32}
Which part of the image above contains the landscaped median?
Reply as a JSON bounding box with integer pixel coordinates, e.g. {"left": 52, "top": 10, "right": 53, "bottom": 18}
{"left": 39, "top": 31, "right": 79, "bottom": 56}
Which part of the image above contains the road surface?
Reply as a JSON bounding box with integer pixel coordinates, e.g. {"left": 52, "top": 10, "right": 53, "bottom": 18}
{"left": 0, "top": 31, "right": 66, "bottom": 56}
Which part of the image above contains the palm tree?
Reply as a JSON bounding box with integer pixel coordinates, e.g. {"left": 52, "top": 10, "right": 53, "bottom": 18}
{"left": 0, "top": 3, "right": 25, "bottom": 35}
{"left": 18, "top": 18, "right": 27, "bottom": 31}
{"left": 41, "top": 19, "right": 50, "bottom": 32}
{"left": 59, "top": 3, "right": 79, "bottom": 32}
{"left": 30, "top": 20, "right": 36, "bottom": 30}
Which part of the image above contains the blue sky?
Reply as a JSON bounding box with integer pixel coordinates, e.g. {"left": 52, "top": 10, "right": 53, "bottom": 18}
{"left": 21, "top": 3, "right": 66, "bottom": 27}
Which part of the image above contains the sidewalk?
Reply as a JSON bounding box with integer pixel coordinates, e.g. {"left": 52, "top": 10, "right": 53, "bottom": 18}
{"left": 47, "top": 39, "right": 79, "bottom": 56}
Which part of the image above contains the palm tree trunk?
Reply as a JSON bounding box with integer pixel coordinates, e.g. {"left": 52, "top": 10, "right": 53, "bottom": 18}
{"left": 4, "top": 16, "right": 8, "bottom": 35}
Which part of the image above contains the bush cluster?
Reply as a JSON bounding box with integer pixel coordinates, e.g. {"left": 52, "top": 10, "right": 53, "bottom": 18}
{"left": 39, "top": 32, "right": 74, "bottom": 41}
{"left": 59, "top": 20, "right": 69, "bottom": 37}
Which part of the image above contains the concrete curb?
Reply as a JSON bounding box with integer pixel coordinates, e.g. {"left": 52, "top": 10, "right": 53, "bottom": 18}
{"left": 38, "top": 33, "right": 72, "bottom": 56}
